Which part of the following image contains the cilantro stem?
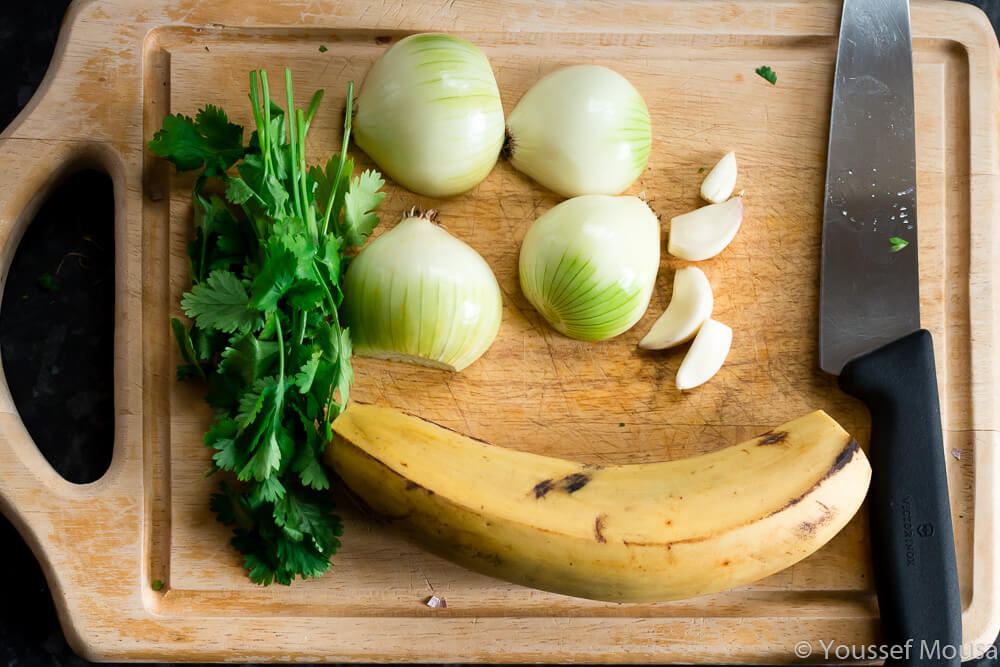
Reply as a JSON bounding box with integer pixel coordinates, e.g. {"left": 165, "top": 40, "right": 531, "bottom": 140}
{"left": 275, "top": 313, "right": 285, "bottom": 385}
{"left": 296, "top": 310, "right": 307, "bottom": 345}
{"left": 249, "top": 72, "right": 267, "bottom": 161}
{"left": 312, "top": 261, "right": 338, "bottom": 314}
{"left": 304, "top": 89, "right": 324, "bottom": 134}
{"left": 285, "top": 69, "right": 304, "bottom": 224}
{"left": 260, "top": 70, "right": 274, "bottom": 177}
{"left": 194, "top": 181, "right": 209, "bottom": 283}
{"left": 296, "top": 108, "right": 317, "bottom": 242}
{"left": 321, "top": 81, "right": 354, "bottom": 238}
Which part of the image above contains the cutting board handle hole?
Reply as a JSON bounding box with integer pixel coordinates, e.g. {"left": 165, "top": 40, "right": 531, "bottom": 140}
{"left": 0, "top": 169, "right": 115, "bottom": 485}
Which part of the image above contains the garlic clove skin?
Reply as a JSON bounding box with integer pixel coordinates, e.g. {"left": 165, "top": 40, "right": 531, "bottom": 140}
{"left": 699, "top": 151, "right": 738, "bottom": 204}
{"left": 638, "top": 267, "right": 713, "bottom": 350}
{"left": 675, "top": 318, "right": 733, "bottom": 390}
{"left": 667, "top": 196, "right": 743, "bottom": 261}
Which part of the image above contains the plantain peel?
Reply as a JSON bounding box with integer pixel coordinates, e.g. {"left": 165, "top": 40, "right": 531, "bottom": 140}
{"left": 327, "top": 404, "right": 871, "bottom": 603}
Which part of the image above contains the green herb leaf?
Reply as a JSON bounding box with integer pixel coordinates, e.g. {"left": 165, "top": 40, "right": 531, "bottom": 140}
{"left": 318, "top": 44, "right": 328, "bottom": 53}
{"left": 205, "top": 417, "right": 244, "bottom": 472}
{"left": 152, "top": 580, "right": 164, "bottom": 591}
{"left": 220, "top": 333, "right": 280, "bottom": 385}
{"left": 236, "top": 376, "right": 280, "bottom": 432}
{"left": 293, "top": 350, "right": 323, "bottom": 394}
{"left": 250, "top": 241, "right": 299, "bottom": 312}
{"left": 240, "top": 425, "right": 284, "bottom": 482}
{"left": 890, "top": 236, "right": 909, "bottom": 252}
{"left": 755, "top": 65, "right": 777, "bottom": 85}
{"left": 148, "top": 106, "right": 245, "bottom": 178}
{"left": 182, "top": 270, "right": 262, "bottom": 333}
{"left": 170, "top": 317, "right": 205, "bottom": 379}
{"left": 343, "top": 169, "right": 386, "bottom": 246}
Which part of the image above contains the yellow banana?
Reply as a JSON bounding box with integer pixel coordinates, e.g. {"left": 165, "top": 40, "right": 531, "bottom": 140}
{"left": 327, "top": 404, "right": 871, "bottom": 602}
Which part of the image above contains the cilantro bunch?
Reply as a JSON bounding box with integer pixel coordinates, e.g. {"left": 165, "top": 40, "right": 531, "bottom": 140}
{"left": 150, "top": 69, "right": 386, "bottom": 585}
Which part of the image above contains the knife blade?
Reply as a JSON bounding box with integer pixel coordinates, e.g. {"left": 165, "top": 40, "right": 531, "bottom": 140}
{"left": 820, "top": 0, "right": 961, "bottom": 664}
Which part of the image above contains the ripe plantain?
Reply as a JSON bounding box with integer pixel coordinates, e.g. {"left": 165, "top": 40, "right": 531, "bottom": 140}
{"left": 327, "top": 404, "right": 871, "bottom": 602}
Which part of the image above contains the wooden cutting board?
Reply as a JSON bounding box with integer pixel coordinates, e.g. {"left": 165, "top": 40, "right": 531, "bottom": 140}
{"left": 1, "top": 0, "right": 999, "bottom": 662}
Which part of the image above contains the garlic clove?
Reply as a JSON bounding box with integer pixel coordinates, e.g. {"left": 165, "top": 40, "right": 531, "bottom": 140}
{"left": 638, "top": 267, "right": 713, "bottom": 350}
{"left": 676, "top": 318, "right": 733, "bottom": 390}
{"left": 667, "top": 196, "right": 743, "bottom": 261}
{"left": 700, "top": 151, "right": 738, "bottom": 204}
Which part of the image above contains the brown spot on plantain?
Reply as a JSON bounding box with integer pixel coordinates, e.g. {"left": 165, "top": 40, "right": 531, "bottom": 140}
{"left": 824, "top": 438, "right": 860, "bottom": 479}
{"left": 533, "top": 479, "right": 555, "bottom": 498}
{"left": 798, "top": 501, "right": 837, "bottom": 536}
{"left": 532, "top": 472, "right": 591, "bottom": 498}
{"left": 561, "top": 472, "right": 591, "bottom": 493}
{"left": 594, "top": 514, "right": 608, "bottom": 543}
{"left": 757, "top": 431, "right": 788, "bottom": 445}
{"left": 722, "top": 560, "right": 730, "bottom": 566}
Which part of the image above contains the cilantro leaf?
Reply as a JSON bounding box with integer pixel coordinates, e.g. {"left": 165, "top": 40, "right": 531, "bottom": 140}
{"left": 277, "top": 535, "right": 334, "bottom": 579}
{"left": 205, "top": 369, "right": 244, "bottom": 411}
{"left": 249, "top": 475, "right": 287, "bottom": 504}
{"left": 890, "top": 236, "right": 909, "bottom": 252}
{"left": 755, "top": 65, "right": 777, "bottom": 85}
{"left": 250, "top": 241, "right": 298, "bottom": 312}
{"left": 210, "top": 481, "right": 255, "bottom": 531}
{"left": 311, "top": 155, "right": 352, "bottom": 222}
{"left": 333, "top": 326, "right": 354, "bottom": 413}
{"left": 170, "top": 317, "right": 205, "bottom": 379}
{"left": 148, "top": 106, "right": 244, "bottom": 177}
{"left": 343, "top": 169, "right": 386, "bottom": 246}
{"left": 236, "top": 376, "right": 279, "bottom": 431}
{"left": 205, "top": 417, "right": 243, "bottom": 472}
{"left": 240, "top": 424, "right": 283, "bottom": 482}
{"left": 195, "top": 105, "right": 246, "bottom": 176}
{"left": 293, "top": 350, "right": 322, "bottom": 394}
{"left": 220, "top": 333, "right": 280, "bottom": 385}
{"left": 225, "top": 177, "right": 256, "bottom": 205}
{"left": 236, "top": 154, "right": 288, "bottom": 216}
{"left": 284, "top": 280, "right": 326, "bottom": 311}
{"left": 273, "top": 490, "right": 341, "bottom": 550}
{"left": 182, "top": 270, "right": 262, "bottom": 333}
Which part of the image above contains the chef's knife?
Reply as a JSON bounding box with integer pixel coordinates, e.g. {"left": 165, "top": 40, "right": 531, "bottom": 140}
{"left": 820, "top": 0, "right": 961, "bottom": 664}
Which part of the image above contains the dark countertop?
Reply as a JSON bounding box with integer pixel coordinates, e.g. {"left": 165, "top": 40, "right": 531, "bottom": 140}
{"left": 1, "top": 1, "right": 999, "bottom": 666}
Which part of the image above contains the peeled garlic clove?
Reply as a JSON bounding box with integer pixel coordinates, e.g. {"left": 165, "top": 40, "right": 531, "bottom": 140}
{"left": 699, "top": 151, "right": 738, "bottom": 204}
{"left": 676, "top": 318, "right": 732, "bottom": 390}
{"left": 668, "top": 196, "right": 743, "bottom": 261}
{"left": 638, "top": 267, "right": 713, "bottom": 350}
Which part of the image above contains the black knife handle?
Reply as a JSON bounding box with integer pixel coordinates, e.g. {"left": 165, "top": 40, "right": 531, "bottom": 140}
{"left": 839, "top": 329, "right": 961, "bottom": 667}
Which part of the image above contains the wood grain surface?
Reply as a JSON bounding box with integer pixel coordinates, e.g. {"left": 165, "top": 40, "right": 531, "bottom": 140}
{"left": 0, "top": 0, "right": 998, "bottom": 662}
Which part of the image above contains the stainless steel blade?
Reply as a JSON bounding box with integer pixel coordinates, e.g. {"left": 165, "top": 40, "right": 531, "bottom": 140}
{"left": 819, "top": 0, "right": 920, "bottom": 375}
